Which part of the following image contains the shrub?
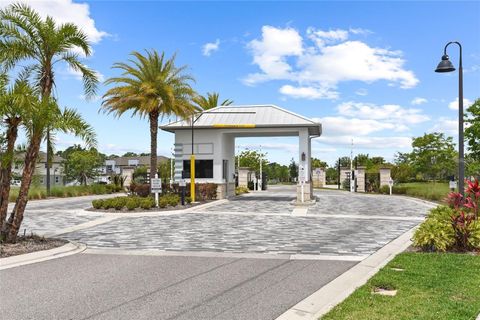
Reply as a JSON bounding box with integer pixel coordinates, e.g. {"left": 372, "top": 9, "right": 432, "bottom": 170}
{"left": 113, "top": 197, "right": 126, "bottom": 210}
{"left": 413, "top": 216, "right": 455, "bottom": 252}
{"left": 135, "top": 183, "right": 151, "bottom": 197}
{"left": 185, "top": 196, "right": 192, "bottom": 204}
{"left": 102, "top": 198, "right": 114, "bottom": 209}
{"left": 379, "top": 185, "right": 390, "bottom": 194}
{"left": 140, "top": 197, "right": 155, "bottom": 210}
{"left": 126, "top": 198, "right": 139, "bottom": 210}
{"left": 392, "top": 186, "right": 407, "bottom": 194}
{"left": 235, "top": 186, "right": 249, "bottom": 195}
{"left": 159, "top": 198, "right": 168, "bottom": 208}
{"left": 92, "top": 199, "right": 103, "bottom": 209}
{"left": 169, "top": 194, "right": 180, "bottom": 206}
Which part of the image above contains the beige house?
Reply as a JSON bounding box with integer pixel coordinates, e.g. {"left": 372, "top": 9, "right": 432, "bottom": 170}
{"left": 11, "top": 152, "right": 65, "bottom": 186}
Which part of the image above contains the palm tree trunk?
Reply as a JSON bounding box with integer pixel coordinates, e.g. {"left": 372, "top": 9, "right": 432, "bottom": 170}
{"left": 5, "top": 134, "right": 42, "bottom": 243}
{"left": 0, "top": 117, "right": 21, "bottom": 239}
{"left": 149, "top": 111, "right": 159, "bottom": 182}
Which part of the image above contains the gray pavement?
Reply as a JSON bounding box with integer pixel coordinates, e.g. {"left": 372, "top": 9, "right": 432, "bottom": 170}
{"left": 0, "top": 253, "right": 355, "bottom": 320}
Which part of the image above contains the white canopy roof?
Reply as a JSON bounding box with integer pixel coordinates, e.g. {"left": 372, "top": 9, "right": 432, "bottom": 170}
{"left": 160, "top": 105, "right": 322, "bottom": 136}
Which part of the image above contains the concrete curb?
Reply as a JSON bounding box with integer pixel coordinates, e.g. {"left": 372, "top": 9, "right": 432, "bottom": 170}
{"left": 0, "top": 241, "right": 86, "bottom": 270}
{"left": 275, "top": 225, "right": 418, "bottom": 320}
{"left": 83, "top": 248, "right": 367, "bottom": 262}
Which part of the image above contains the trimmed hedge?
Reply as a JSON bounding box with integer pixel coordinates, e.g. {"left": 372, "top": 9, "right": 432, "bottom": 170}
{"left": 92, "top": 194, "right": 183, "bottom": 211}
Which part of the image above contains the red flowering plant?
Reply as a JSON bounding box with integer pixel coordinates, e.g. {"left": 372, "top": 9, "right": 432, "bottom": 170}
{"left": 446, "top": 178, "right": 480, "bottom": 251}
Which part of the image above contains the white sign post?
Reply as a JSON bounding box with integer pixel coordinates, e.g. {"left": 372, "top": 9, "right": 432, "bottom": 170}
{"left": 388, "top": 177, "right": 394, "bottom": 195}
{"left": 151, "top": 174, "right": 162, "bottom": 207}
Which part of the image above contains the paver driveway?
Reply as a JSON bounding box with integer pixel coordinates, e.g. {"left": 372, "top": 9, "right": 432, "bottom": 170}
{"left": 54, "top": 185, "right": 433, "bottom": 259}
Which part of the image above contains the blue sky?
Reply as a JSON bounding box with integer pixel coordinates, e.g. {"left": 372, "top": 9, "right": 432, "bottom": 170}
{"left": 7, "top": 0, "right": 480, "bottom": 166}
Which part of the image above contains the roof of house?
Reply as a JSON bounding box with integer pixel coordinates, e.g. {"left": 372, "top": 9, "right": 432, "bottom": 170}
{"left": 107, "top": 155, "right": 168, "bottom": 167}
{"left": 12, "top": 151, "right": 64, "bottom": 163}
{"left": 160, "top": 105, "right": 322, "bottom": 136}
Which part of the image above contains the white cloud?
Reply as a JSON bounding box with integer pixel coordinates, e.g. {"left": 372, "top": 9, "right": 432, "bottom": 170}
{"left": 313, "top": 116, "right": 398, "bottom": 136}
{"left": 279, "top": 85, "right": 338, "bottom": 100}
{"left": 430, "top": 117, "right": 458, "bottom": 136}
{"left": 337, "top": 101, "right": 430, "bottom": 124}
{"left": 0, "top": 0, "right": 108, "bottom": 44}
{"left": 202, "top": 39, "right": 220, "bottom": 56}
{"left": 306, "top": 27, "right": 348, "bottom": 47}
{"left": 411, "top": 97, "right": 427, "bottom": 105}
{"left": 316, "top": 136, "right": 412, "bottom": 149}
{"left": 244, "top": 26, "right": 303, "bottom": 85}
{"left": 244, "top": 26, "right": 418, "bottom": 99}
{"left": 448, "top": 97, "right": 473, "bottom": 110}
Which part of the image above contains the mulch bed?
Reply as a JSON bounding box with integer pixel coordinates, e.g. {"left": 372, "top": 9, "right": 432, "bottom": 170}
{"left": 0, "top": 235, "right": 68, "bottom": 258}
{"left": 86, "top": 200, "right": 215, "bottom": 213}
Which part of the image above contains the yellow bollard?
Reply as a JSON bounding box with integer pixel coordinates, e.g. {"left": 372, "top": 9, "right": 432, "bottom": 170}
{"left": 190, "top": 155, "right": 195, "bottom": 202}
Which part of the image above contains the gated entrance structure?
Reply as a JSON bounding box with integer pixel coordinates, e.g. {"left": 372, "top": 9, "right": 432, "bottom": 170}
{"left": 160, "top": 105, "right": 322, "bottom": 202}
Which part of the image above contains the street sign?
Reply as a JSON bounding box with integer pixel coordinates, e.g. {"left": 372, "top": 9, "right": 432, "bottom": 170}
{"left": 315, "top": 168, "right": 321, "bottom": 175}
{"left": 151, "top": 178, "right": 162, "bottom": 192}
{"left": 179, "top": 179, "right": 186, "bottom": 187}
{"left": 388, "top": 178, "right": 394, "bottom": 187}
{"left": 449, "top": 180, "right": 457, "bottom": 190}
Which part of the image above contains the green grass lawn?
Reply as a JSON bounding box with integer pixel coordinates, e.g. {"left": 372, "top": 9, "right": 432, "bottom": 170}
{"left": 9, "top": 184, "right": 122, "bottom": 202}
{"left": 322, "top": 252, "right": 480, "bottom": 320}
{"left": 397, "top": 182, "right": 451, "bottom": 201}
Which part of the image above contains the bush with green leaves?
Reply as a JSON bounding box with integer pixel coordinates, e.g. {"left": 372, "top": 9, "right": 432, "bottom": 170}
{"left": 185, "top": 196, "right": 192, "bottom": 204}
{"left": 235, "top": 186, "right": 249, "bottom": 195}
{"left": 92, "top": 199, "right": 103, "bottom": 209}
{"left": 413, "top": 212, "right": 455, "bottom": 252}
{"left": 159, "top": 198, "right": 168, "bottom": 208}
{"left": 140, "top": 197, "right": 155, "bottom": 210}
{"left": 125, "top": 198, "right": 139, "bottom": 210}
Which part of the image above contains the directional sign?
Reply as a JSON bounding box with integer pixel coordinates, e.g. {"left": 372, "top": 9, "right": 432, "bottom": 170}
{"left": 151, "top": 178, "right": 162, "bottom": 193}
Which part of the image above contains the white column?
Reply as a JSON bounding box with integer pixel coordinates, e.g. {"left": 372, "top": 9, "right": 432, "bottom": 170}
{"left": 298, "top": 129, "right": 310, "bottom": 182}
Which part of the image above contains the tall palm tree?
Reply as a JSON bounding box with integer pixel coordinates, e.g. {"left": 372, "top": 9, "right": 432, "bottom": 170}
{"left": 0, "top": 75, "right": 37, "bottom": 235}
{"left": 102, "top": 50, "right": 196, "bottom": 180}
{"left": 0, "top": 3, "right": 99, "bottom": 242}
{"left": 193, "top": 92, "right": 234, "bottom": 110}
{"left": 0, "top": 3, "right": 99, "bottom": 195}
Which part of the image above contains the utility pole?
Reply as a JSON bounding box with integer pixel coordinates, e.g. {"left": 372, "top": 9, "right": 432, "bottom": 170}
{"left": 259, "top": 145, "right": 262, "bottom": 191}
{"left": 350, "top": 139, "right": 355, "bottom": 193}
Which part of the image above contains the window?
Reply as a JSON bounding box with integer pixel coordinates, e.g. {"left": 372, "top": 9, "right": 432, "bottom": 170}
{"left": 222, "top": 160, "right": 228, "bottom": 180}
{"left": 183, "top": 160, "right": 213, "bottom": 178}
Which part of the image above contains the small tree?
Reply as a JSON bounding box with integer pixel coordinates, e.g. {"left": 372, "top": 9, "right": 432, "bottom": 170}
{"left": 409, "top": 132, "right": 457, "bottom": 181}
{"left": 64, "top": 149, "right": 104, "bottom": 185}
{"left": 465, "top": 99, "right": 480, "bottom": 161}
{"left": 289, "top": 158, "right": 298, "bottom": 182}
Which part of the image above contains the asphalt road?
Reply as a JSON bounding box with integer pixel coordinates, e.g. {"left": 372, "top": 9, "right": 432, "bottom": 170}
{"left": 0, "top": 253, "right": 355, "bottom": 320}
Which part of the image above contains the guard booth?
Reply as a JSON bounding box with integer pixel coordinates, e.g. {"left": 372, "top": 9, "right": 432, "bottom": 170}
{"left": 160, "top": 105, "right": 322, "bottom": 202}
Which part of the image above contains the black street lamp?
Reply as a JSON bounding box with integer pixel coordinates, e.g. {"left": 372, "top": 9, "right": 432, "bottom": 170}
{"left": 435, "top": 41, "right": 464, "bottom": 196}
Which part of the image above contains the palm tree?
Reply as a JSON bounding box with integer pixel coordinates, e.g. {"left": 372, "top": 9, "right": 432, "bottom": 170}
{"left": 193, "top": 92, "right": 233, "bottom": 110}
{"left": 0, "top": 3, "right": 99, "bottom": 242}
{"left": 102, "top": 50, "right": 196, "bottom": 181}
{"left": 0, "top": 3, "right": 99, "bottom": 195}
{"left": 4, "top": 97, "right": 96, "bottom": 242}
{"left": 0, "top": 75, "right": 38, "bottom": 236}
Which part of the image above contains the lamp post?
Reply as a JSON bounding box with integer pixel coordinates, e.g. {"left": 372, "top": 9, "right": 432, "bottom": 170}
{"left": 435, "top": 41, "right": 464, "bottom": 196}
